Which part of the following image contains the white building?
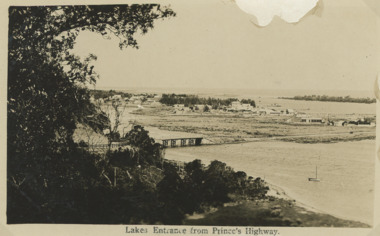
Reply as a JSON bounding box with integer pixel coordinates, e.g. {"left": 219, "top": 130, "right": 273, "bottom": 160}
{"left": 334, "top": 120, "right": 345, "bottom": 126}
{"left": 301, "top": 118, "right": 324, "bottom": 123}
{"left": 258, "top": 108, "right": 279, "bottom": 115}
{"left": 286, "top": 109, "right": 295, "bottom": 114}
{"left": 231, "top": 101, "right": 241, "bottom": 110}
{"left": 230, "top": 101, "right": 253, "bottom": 111}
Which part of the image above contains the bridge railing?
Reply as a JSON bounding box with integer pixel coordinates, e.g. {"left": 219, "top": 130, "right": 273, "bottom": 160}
{"left": 161, "top": 137, "right": 203, "bottom": 148}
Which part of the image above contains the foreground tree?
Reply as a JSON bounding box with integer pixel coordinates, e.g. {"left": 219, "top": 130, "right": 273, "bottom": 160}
{"left": 102, "top": 99, "right": 127, "bottom": 148}
{"left": 123, "top": 125, "right": 163, "bottom": 166}
{"left": 7, "top": 4, "right": 175, "bottom": 223}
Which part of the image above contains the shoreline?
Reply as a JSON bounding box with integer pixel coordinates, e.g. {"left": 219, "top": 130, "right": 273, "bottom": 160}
{"left": 164, "top": 150, "right": 371, "bottom": 226}
{"left": 162, "top": 139, "right": 374, "bottom": 227}
{"left": 264, "top": 180, "right": 371, "bottom": 226}
{"left": 182, "top": 177, "right": 371, "bottom": 227}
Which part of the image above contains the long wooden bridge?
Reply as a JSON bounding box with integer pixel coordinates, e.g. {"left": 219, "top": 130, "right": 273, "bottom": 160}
{"left": 87, "top": 137, "right": 203, "bottom": 152}
{"left": 161, "top": 137, "right": 203, "bottom": 148}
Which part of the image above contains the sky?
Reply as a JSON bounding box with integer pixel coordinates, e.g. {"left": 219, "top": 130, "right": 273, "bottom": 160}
{"left": 73, "top": 0, "right": 380, "bottom": 92}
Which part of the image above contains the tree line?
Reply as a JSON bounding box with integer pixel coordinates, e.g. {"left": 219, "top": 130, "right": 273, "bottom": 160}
{"left": 240, "top": 99, "right": 256, "bottom": 107}
{"left": 282, "top": 95, "right": 375, "bottom": 104}
{"left": 90, "top": 89, "right": 158, "bottom": 100}
{"left": 159, "top": 94, "right": 256, "bottom": 108}
{"left": 90, "top": 90, "right": 133, "bottom": 100}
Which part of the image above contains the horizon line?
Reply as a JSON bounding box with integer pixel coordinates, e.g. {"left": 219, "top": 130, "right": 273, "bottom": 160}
{"left": 92, "top": 86, "right": 373, "bottom": 93}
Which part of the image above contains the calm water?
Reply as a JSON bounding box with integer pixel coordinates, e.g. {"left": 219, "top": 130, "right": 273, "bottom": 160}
{"left": 98, "top": 87, "right": 374, "bottom": 99}
{"left": 257, "top": 98, "right": 375, "bottom": 115}
{"left": 165, "top": 140, "right": 375, "bottom": 225}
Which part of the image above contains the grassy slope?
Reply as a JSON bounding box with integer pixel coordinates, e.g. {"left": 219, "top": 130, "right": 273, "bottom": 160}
{"left": 184, "top": 198, "right": 370, "bottom": 228}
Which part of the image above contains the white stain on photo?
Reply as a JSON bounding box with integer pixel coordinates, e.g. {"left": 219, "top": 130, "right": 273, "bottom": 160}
{"left": 236, "top": 0, "right": 320, "bottom": 26}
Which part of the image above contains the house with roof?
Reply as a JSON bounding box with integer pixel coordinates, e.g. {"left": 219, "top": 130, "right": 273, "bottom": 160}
{"left": 301, "top": 118, "right": 324, "bottom": 123}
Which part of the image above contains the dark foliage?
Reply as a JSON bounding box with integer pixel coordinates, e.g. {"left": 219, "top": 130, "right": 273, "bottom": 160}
{"left": 124, "top": 125, "right": 157, "bottom": 151}
{"left": 282, "top": 95, "right": 375, "bottom": 104}
{"left": 90, "top": 89, "right": 132, "bottom": 100}
{"left": 7, "top": 4, "right": 175, "bottom": 224}
{"left": 150, "top": 159, "right": 269, "bottom": 224}
{"left": 240, "top": 98, "right": 256, "bottom": 107}
{"left": 157, "top": 163, "right": 187, "bottom": 224}
{"left": 159, "top": 93, "right": 240, "bottom": 108}
{"left": 203, "top": 105, "right": 210, "bottom": 112}
{"left": 122, "top": 125, "right": 163, "bottom": 166}
{"left": 108, "top": 126, "right": 163, "bottom": 168}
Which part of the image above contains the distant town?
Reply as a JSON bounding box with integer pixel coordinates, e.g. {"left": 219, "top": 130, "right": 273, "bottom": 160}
{"left": 90, "top": 90, "right": 376, "bottom": 132}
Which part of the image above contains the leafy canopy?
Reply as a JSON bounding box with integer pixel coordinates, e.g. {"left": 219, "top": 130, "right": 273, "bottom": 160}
{"left": 8, "top": 4, "right": 175, "bottom": 156}
{"left": 7, "top": 4, "right": 175, "bottom": 223}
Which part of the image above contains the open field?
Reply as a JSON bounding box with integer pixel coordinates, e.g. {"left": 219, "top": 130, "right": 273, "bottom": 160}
{"left": 128, "top": 105, "right": 375, "bottom": 145}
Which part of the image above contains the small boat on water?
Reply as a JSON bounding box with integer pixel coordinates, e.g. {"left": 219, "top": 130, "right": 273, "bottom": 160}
{"left": 308, "top": 166, "right": 320, "bottom": 182}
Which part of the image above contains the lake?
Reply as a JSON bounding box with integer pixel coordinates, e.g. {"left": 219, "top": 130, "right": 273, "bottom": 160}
{"left": 164, "top": 140, "right": 375, "bottom": 225}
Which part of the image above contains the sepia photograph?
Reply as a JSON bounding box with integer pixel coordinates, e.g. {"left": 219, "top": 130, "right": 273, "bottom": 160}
{"left": 1, "top": 0, "right": 380, "bottom": 235}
